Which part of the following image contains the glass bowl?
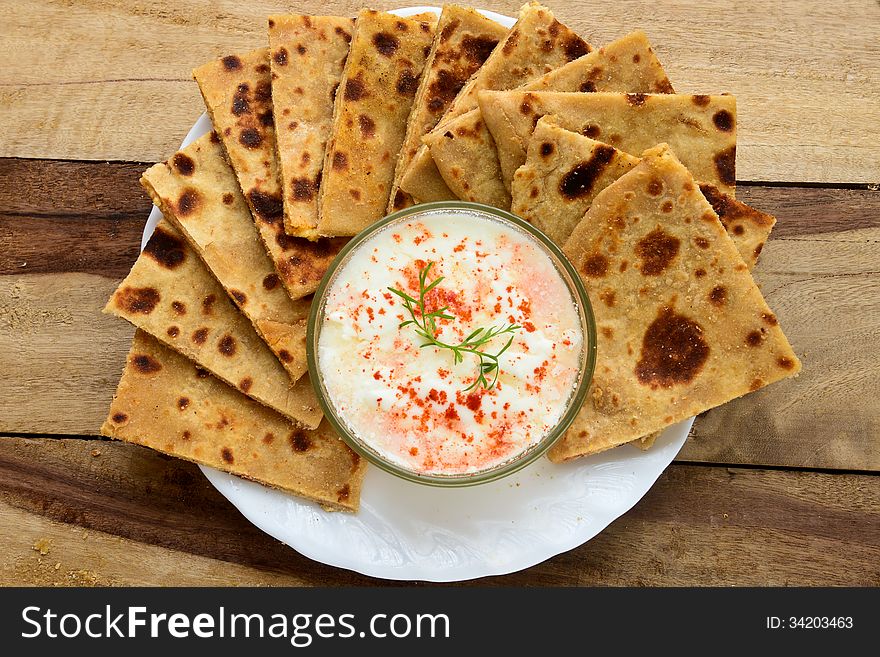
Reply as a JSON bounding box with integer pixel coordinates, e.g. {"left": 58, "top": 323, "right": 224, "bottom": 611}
{"left": 307, "top": 201, "right": 597, "bottom": 487}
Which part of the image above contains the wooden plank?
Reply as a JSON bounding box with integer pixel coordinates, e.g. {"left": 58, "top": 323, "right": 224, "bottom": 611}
{"left": 0, "top": 274, "right": 134, "bottom": 434}
{"left": 0, "top": 159, "right": 149, "bottom": 278}
{"left": 2, "top": 159, "right": 877, "bottom": 469}
{"left": 0, "top": 437, "right": 876, "bottom": 585}
{"left": 0, "top": 1, "right": 877, "bottom": 184}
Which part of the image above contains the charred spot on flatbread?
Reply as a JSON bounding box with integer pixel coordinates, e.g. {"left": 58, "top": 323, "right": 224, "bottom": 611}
{"left": 396, "top": 70, "right": 419, "bottom": 96}
{"left": 581, "top": 253, "right": 609, "bottom": 277}
{"left": 709, "top": 285, "right": 727, "bottom": 306}
{"left": 563, "top": 35, "right": 590, "bottom": 60}
{"left": 636, "top": 228, "right": 680, "bottom": 275}
{"left": 714, "top": 145, "right": 736, "bottom": 187}
{"left": 626, "top": 93, "right": 648, "bottom": 106}
{"left": 635, "top": 307, "right": 709, "bottom": 388}
{"left": 132, "top": 354, "right": 162, "bottom": 374}
{"left": 358, "top": 114, "right": 377, "bottom": 138}
{"left": 222, "top": 55, "right": 242, "bottom": 71}
{"left": 344, "top": 73, "right": 368, "bottom": 101}
{"left": 559, "top": 145, "right": 616, "bottom": 199}
{"left": 247, "top": 190, "right": 283, "bottom": 222}
{"left": 291, "top": 178, "right": 315, "bottom": 202}
{"left": 166, "top": 326, "right": 179, "bottom": 338}
{"left": 191, "top": 327, "right": 209, "bottom": 344}
{"left": 331, "top": 151, "right": 348, "bottom": 171}
{"left": 144, "top": 226, "right": 186, "bottom": 269}
{"left": 713, "top": 110, "right": 734, "bottom": 131}
{"left": 115, "top": 286, "right": 160, "bottom": 314}
{"left": 290, "top": 430, "right": 313, "bottom": 452}
{"left": 462, "top": 34, "right": 500, "bottom": 62}
{"left": 217, "top": 334, "right": 237, "bottom": 357}
{"left": 373, "top": 32, "right": 400, "bottom": 57}
{"left": 171, "top": 153, "right": 195, "bottom": 176}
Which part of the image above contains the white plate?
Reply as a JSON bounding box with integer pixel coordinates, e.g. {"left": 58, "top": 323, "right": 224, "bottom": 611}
{"left": 142, "top": 6, "right": 691, "bottom": 582}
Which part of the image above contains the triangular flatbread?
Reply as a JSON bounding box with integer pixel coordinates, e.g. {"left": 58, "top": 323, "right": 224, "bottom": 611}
{"left": 548, "top": 144, "right": 800, "bottom": 462}
{"left": 268, "top": 14, "right": 354, "bottom": 239}
{"left": 426, "top": 30, "right": 675, "bottom": 206}
{"left": 317, "top": 9, "right": 435, "bottom": 235}
{"left": 512, "top": 118, "right": 773, "bottom": 267}
{"left": 193, "top": 50, "right": 347, "bottom": 299}
{"left": 388, "top": 5, "right": 507, "bottom": 211}
{"left": 480, "top": 91, "right": 738, "bottom": 195}
{"left": 102, "top": 330, "right": 365, "bottom": 512}
{"left": 104, "top": 220, "right": 321, "bottom": 428}
{"left": 141, "top": 132, "right": 313, "bottom": 381}
{"left": 398, "top": 2, "right": 590, "bottom": 203}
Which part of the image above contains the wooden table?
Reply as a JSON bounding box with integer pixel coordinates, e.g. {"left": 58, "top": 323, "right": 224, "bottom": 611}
{"left": 1, "top": 0, "right": 878, "bottom": 586}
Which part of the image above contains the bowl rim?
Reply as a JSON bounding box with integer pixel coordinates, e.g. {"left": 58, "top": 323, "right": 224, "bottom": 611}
{"left": 307, "top": 201, "right": 597, "bottom": 487}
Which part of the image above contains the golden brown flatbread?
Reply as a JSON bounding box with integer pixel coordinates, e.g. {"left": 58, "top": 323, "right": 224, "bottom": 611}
{"left": 480, "top": 91, "right": 738, "bottom": 196}
{"left": 268, "top": 14, "right": 354, "bottom": 239}
{"left": 548, "top": 144, "right": 800, "bottom": 462}
{"left": 399, "top": 2, "right": 590, "bottom": 204}
{"left": 512, "top": 118, "right": 773, "bottom": 268}
{"left": 388, "top": 5, "right": 507, "bottom": 212}
{"left": 102, "top": 330, "right": 365, "bottom": 512}
{"left": 104, "top": 220, "right": 321, "bottom": 428}
{"left": 193, "top": 50, "right": 347, "bottom": 300}
{"left": 317, "top": 9, "right": 435, "bottom": 236}
{"left": 427, "top": 30, "right": 674, "bottom": 206}
{"left": 423, "top": 110, "right": 512, "bottom": 208}
{"left": 141, "top": 132, "right": 313, "bottom": 381}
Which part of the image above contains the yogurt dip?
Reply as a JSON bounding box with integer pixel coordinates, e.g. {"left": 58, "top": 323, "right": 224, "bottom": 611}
{"left": 316, "top": 208, "right": 585, "bottom": 478}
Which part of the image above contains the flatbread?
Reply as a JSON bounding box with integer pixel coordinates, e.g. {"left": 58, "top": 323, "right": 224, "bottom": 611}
{"left": 548, "top": 144, "right": 800, "bottom": 462}
{"left": 512, "top": 118, "right": 772, "bottom": 268}
{"left": 699, "top": 182, "right": 776, "bottom": 269}
{"left": 104, "top": 220, "right": 321, "bottom": 428}
{"left": 317, "top": 10, "right": 435, "bottom": 236}
{"left": 427, "top": 30, "right": 674, "bottom": 206}
{"left": 399, "top": 2, "right": 590, "bottom": 204}
{"left": 268, "top": 15, "right": 354, "bottom": 239}
{"left": 102, "top": 330, "right": 365, "bottom": 512}
{"left": 424, "top": 110, "right": 512, "bottom": 208}
{"left": 388, "top": 5, "right": 507, "bottom": 212}
{"left": 480, "top": 91, "right": 738, "bottom": 195}
{"left": 511, "top": 117, "right": 641, "bottom": 244}
{"left": 193, "top": 50, "right": 347, "bottom": 299}
{"left": 141, "top": 132, "right": 313, "bottom": 381}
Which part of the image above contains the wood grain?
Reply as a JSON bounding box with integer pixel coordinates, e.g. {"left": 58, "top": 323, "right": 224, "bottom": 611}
{"left": 2, "top": 160, "right": 877, "bottom": 470}
{"left": 1, "top": 437, "right": 876, "bottom": 586}
{"left": 0, "top": 1, "right": 877, "bottom": 185}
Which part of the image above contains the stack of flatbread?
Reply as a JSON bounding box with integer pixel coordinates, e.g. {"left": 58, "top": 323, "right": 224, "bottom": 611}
{"left": 103, "top": 3, "right": 801, "bottom": 510}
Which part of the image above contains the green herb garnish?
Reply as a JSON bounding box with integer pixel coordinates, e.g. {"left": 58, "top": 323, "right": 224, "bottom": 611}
{"left": 388, "top": 261, "right": 520, "bottom": 391}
